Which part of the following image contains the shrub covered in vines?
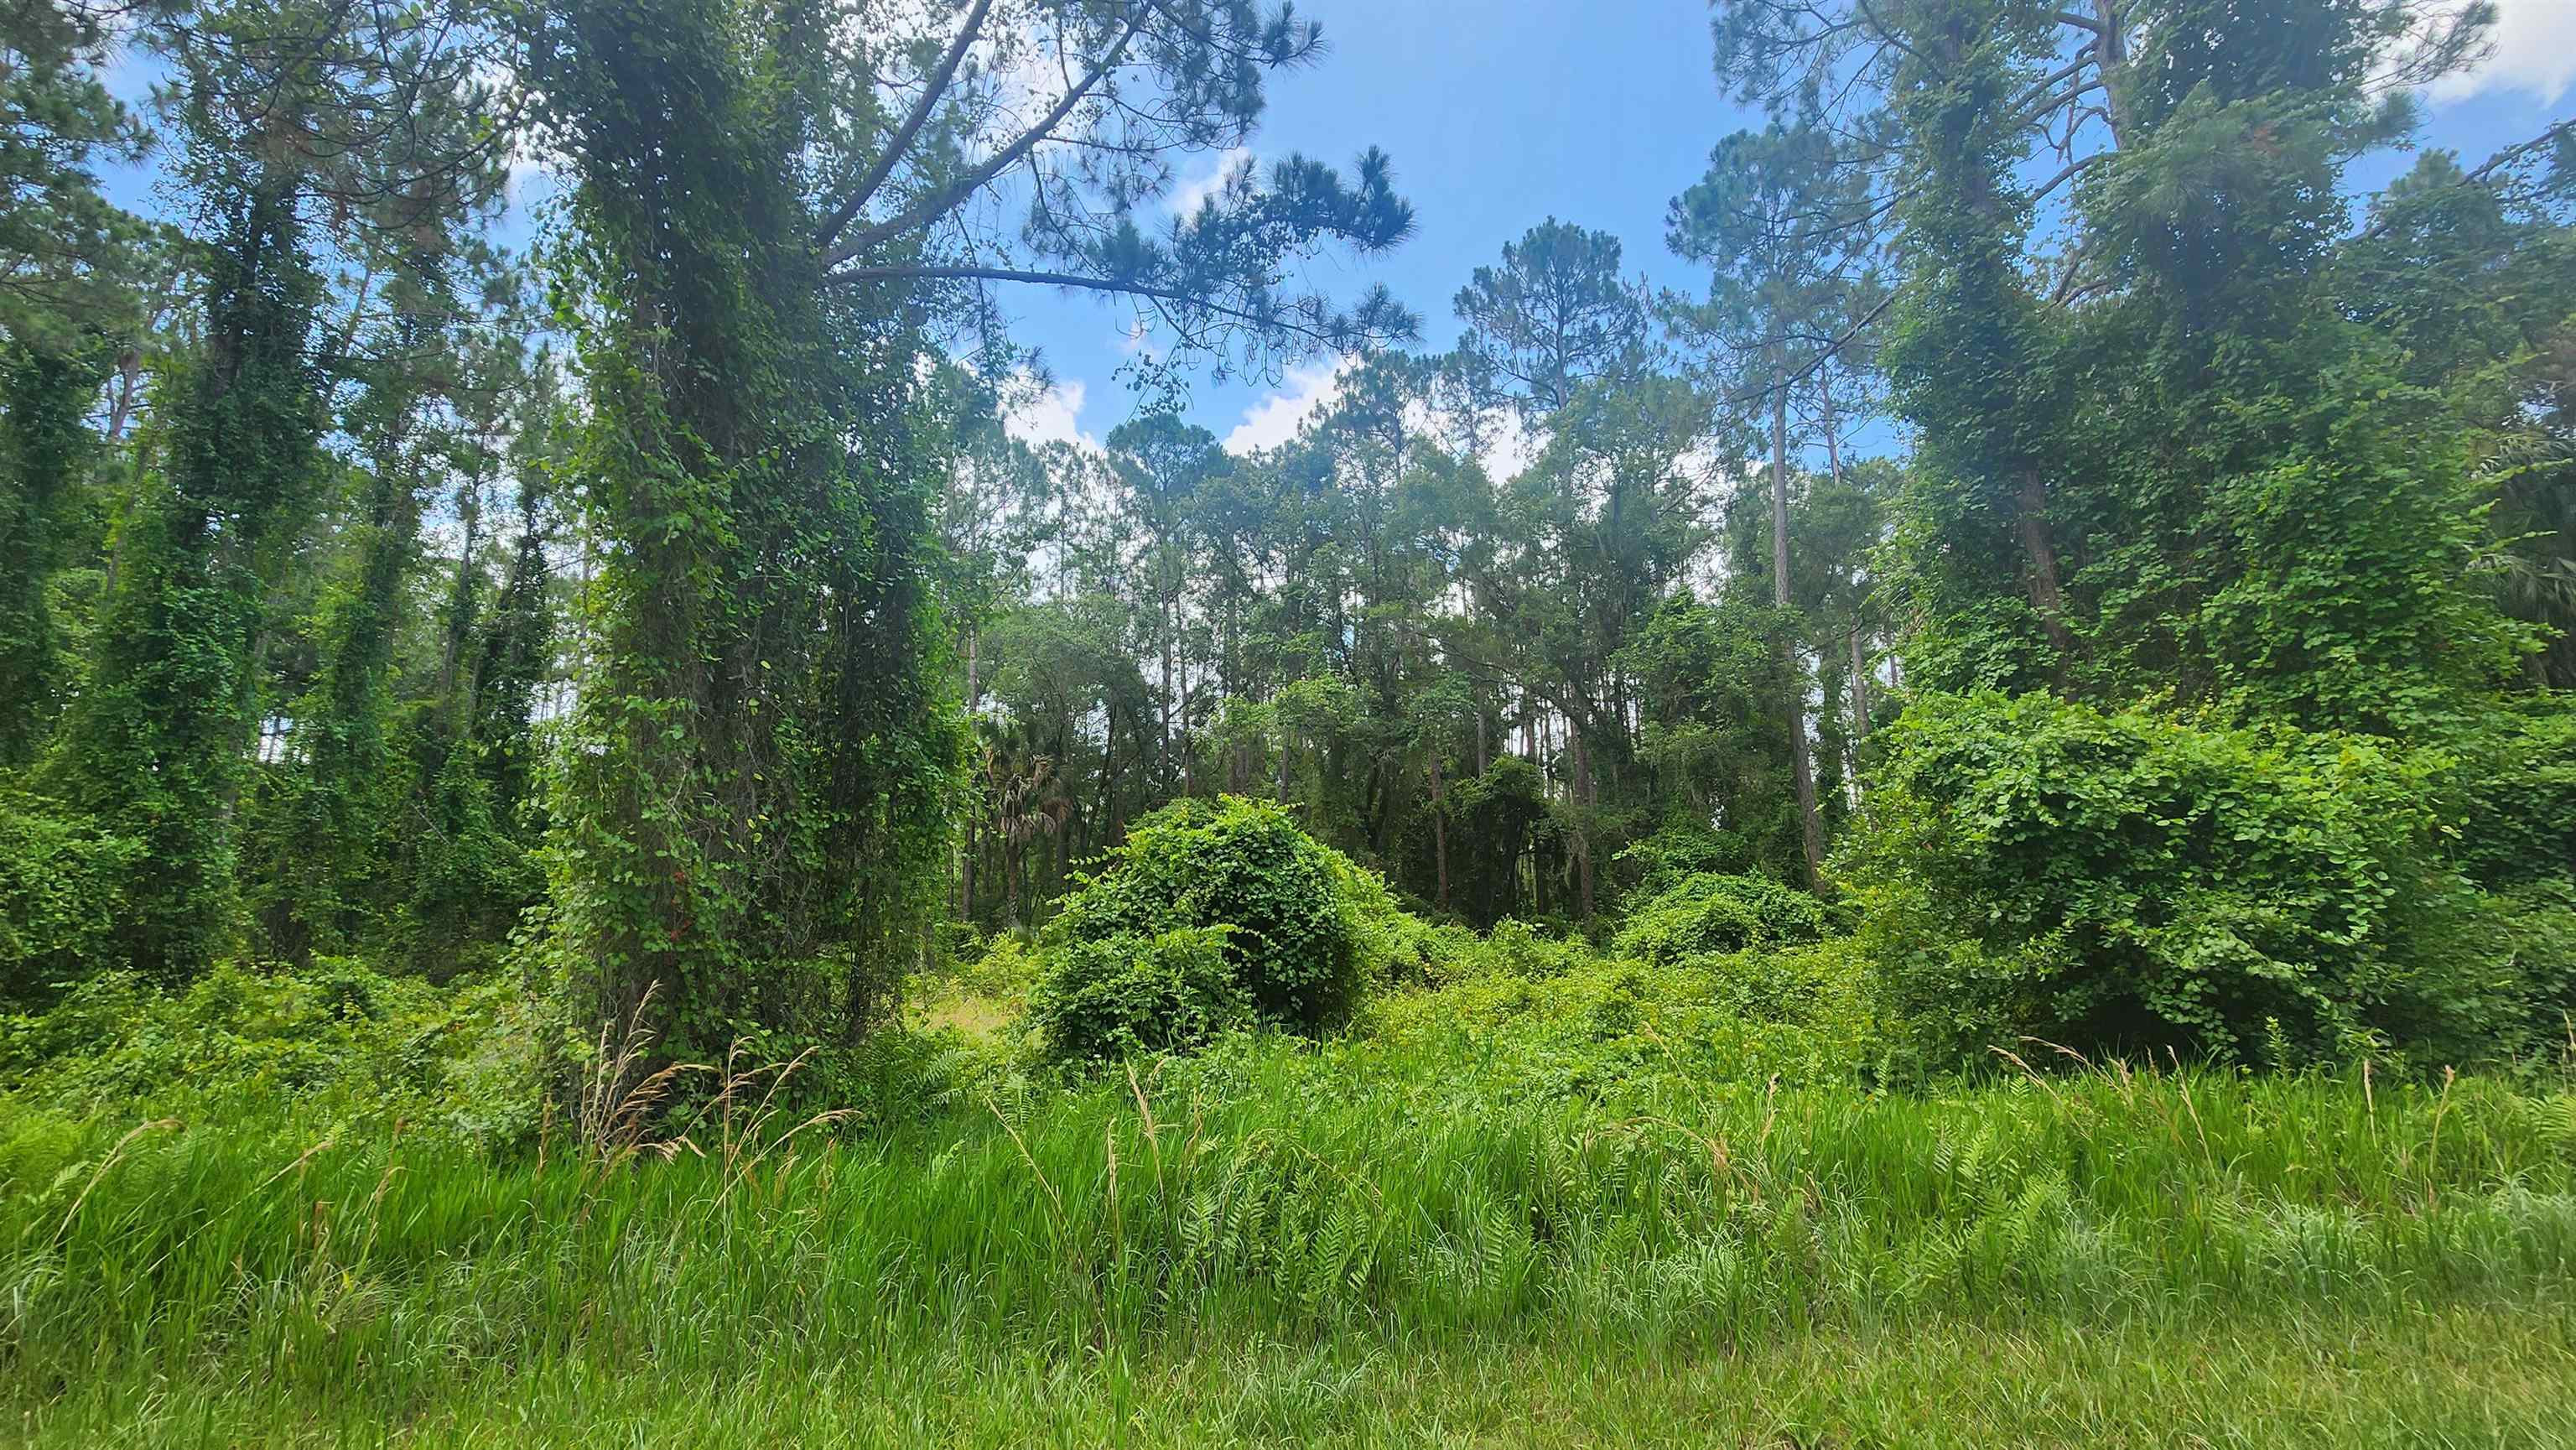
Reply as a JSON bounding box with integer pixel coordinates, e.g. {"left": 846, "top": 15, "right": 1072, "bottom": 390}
{"left": 1036, "top": 797, "right": 1383, "bottom": 1062}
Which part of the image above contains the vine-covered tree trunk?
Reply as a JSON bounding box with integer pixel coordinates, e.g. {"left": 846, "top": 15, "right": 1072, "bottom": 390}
{"left": 260, "top": 278, "right": 439, "bottom": 962}
{"left": 0, "top": 344, "right": 100, "bottom": 764}
{"left": 49, "top": 166, "right": 325, "bottom": 980}
{"left": 525, "top": 0, "right": 958, "bottom": 1057}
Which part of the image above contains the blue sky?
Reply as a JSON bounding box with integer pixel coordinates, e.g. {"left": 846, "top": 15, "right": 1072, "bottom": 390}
{"left": 994, "top": 0, "right": 2576, "bottom": 456}
{"left": 95, "top": 0, "right": 2574, "bottom": 455}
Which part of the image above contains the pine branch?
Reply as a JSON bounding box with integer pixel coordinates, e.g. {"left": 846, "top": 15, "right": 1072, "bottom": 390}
{"left": 823, "top": 6, "right": 1148, "bottom": 268}
{"left": 823, "top": 262, "right": 1351, "bottom": 346}
{"left": 814, "top": 0, "right": 996, "bottom": 252}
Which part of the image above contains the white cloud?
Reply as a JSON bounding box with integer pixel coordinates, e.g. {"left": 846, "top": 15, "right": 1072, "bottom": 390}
{"left": 1003, "top": 373, "right": 1098, "bottom": 451}
{"left": 1478, "top": 410, "right": 1540, "bottom": 483}
{"left": 1114, "top": 317, "right": 1161, "bottom": 368}
{"left": 1400, "top": 396, "right": 1541, "bottom": 483}
{"left": 2430, "top": 0, "right": 2576, "bottom": 105}
{"left": 505, "top": 156, "right": 552, "bottom": 207}
{"left": 1223, "top": 357, "right": 1351, "bottom": 455}
{"left": 1170, "top": 147, "right": 1254, "bottom": 220}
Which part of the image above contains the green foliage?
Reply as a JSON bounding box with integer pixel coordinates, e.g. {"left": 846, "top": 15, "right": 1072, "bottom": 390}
{"left": 0, "top": 961, "right": 539, "bottom": 1145}
{"left": 1623, "top": 594, "right": 1810, "bottom": 881}
{"left": 958, "top": 931, "right": 1042, "bottom": 1002}
{"left": 1841, "top": 692, "right": 2516, "bottom": 1069}
{"left": 400, "top": 742, "right": 545, "bottom": 976}
{"left": 2443, "top": 702, "right": 2576, "bottom": 892}
{"left": 1452, "top": 219, "right": 1644, "bottom": 415}
{"left": 1038, "top": 797, "right": 1377, "bottom": 1058}
{"left": 1429, "top": 755, "right": 1550, "bottom": 924}
{"left": 2469, "top": 881, "right": 2576, "bottom": 1067}
{"left": 0, "top": 342, "right": 106, "bottom": 764}
{"left": 2180, "top": 337, "right": 2528, "bottom": 735}
{"left": 0, "top": 0, "right": 150, "bottom": 344}
{"left": 525, "top": 0, "right": 966, "bottom": 1061}
{"left": 0, "top": 795, "right": 138, "bottom": 1005}
{"left": 43, "top": 167, "right": 326, "bottom": 983}
{"left": 1030, "top": 926, "right": 1249, "bottom": 1064}
{"left": 18, "top": 998, "right": 2576, "bottom": 1448}
{"left": 1866, "top": 0, "right": 2533, "bottom": 738}
{"left": 1610, "top": 871, "right": 1829, "bottom": 966}
{"left": 1365, "top": 933, "right": 1877, "bottom": 1100}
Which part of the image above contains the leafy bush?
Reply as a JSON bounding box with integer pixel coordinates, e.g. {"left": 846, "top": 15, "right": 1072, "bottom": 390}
{"left": 1841, "top": 691, "right": 2500, "bottom": 1070}
{"left": 1036, "top": 797, "right": 1378, "bottom": 1061}
{"left": 0, "top": 960, "right": 541, "bottom": 1145}
{"left": 1698, "top": 935, "right": 1876, "bottom": 1027}
{"left": 1359, "top": 933, "right": 1877, "bottom": 1102}
{"left": 1441, "top": 917, "right": 1597, "bottom": 980}
{"left": 1029, "top": 927, "right": 1247, "bottom": 1063}
{"left": 1611, "top": 871, "right": 1828, "bottom": 965}
{"left": 0, "top": 794, "right": 140, "bottom": 1005}
{"left": 2465, "top": 881, "right": 2576, "bottom": 1068}
{"left": 1612, "top": 826, "right": 1743, "bottom": 896}
{"left": 2443, "top": 702, "right": 2576, "bottom": 892}
{"left": 1332, "top": 851, "right": 1472, "bottom": 985}
{"left": 959, "top": 932, "right": 1043, "bottom": 1002}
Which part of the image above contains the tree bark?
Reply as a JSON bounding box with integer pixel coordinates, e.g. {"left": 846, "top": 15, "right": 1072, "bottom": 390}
{"left": 1427, "top": 755, "right": 1450, "bottom": 914}
{"left": 1849, "top": 625, "right": 1871, "bottom": 743}
{"left": 2017, "top": 469, "right": 2076, "bottom": 662}
{"left": 1570, "top": 723, "right": 1596, "bottom": 921}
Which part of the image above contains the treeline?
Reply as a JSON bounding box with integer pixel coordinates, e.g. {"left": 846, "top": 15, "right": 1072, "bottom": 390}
{"left": 949, "top": 11, "right": 2576, "bottom": 955}
{"left": 2, "top": 0, "right": 2573, "bottom": 1072}
{"left": 948, "top": 333, "right": 1882, "bottom": 931}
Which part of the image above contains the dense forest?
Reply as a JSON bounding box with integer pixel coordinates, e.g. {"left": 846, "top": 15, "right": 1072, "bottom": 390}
{"left": 3, "top": 0, "right": 2575, "bottom": 1441}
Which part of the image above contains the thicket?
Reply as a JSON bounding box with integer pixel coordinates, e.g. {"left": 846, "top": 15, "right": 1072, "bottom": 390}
{"left": 1610, "top": 871, "right": 1831, "bottom": 965}
{"left": 1841, "top": 693, "right": 2576, "bottom": 1070}
{"left": 1034, "top": 797, "right": 1384, "bottom": 1063}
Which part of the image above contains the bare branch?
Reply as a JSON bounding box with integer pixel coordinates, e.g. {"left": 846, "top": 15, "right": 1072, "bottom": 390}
{"left": 823, "top": 262, "right": 1348, "bottom": 346}
{"left": 2028, "top": 149, "right": 2109, "bottom": 204}
{"left": 815, "top": 0, "right": 996, "bottom": 252}
{"left": 825, "top": 6, "right": 1148, "bottom": 267}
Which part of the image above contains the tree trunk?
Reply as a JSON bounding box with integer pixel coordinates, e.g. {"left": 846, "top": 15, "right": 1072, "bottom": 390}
{"left": 435, "top": 477, "right": 484, "bottom": 709}
{"left": 1178, "top": 651, "right": 1195, "bottom": 797}
{"left": 1775, "top": 384, "right": 1825, "bottom": 892}
{"left": 1427, "top": 755, "right": 1450, "bottom": 914}
{"left": 1097, "top": 704, "right": 1117, "bottom": 850}
{"left": 1158, "top": 595, "right": 1175, "bottom": 793}
{"left": 1849, "top": 625, "right": 1871, "bottom": 743}
{"left": 2017, "top": 469, "right": 2075, "bottom": 662}
{"left": 1569, "top": 723, "right": 1596, "bottom": 921}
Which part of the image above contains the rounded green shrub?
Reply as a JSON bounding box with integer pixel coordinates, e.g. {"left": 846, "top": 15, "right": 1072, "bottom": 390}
{"left": 1036, "top": 797, "right": 1374, "bottom": 1061}
{"left": 1029, "top": 927, "right": 1247, "bottom": 1063}
{"left": 1612, "top": 871, "right": 1827, "bottom": 965}
{"left": 1841, "top": 691, "right": 2500, "bottom": 1070}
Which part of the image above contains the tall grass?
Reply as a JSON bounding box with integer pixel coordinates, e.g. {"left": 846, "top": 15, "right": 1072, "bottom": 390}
{"left": 5, "top": 1044, "right": 2573, "bottom": 1424}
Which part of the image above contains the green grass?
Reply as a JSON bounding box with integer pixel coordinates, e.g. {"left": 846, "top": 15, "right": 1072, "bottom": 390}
{"left": 13, "top": 1307, "right": 2576, "bottom": 1446}
{"left": 3, "top": 1021, "right": 2573, "bottom": 1445}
